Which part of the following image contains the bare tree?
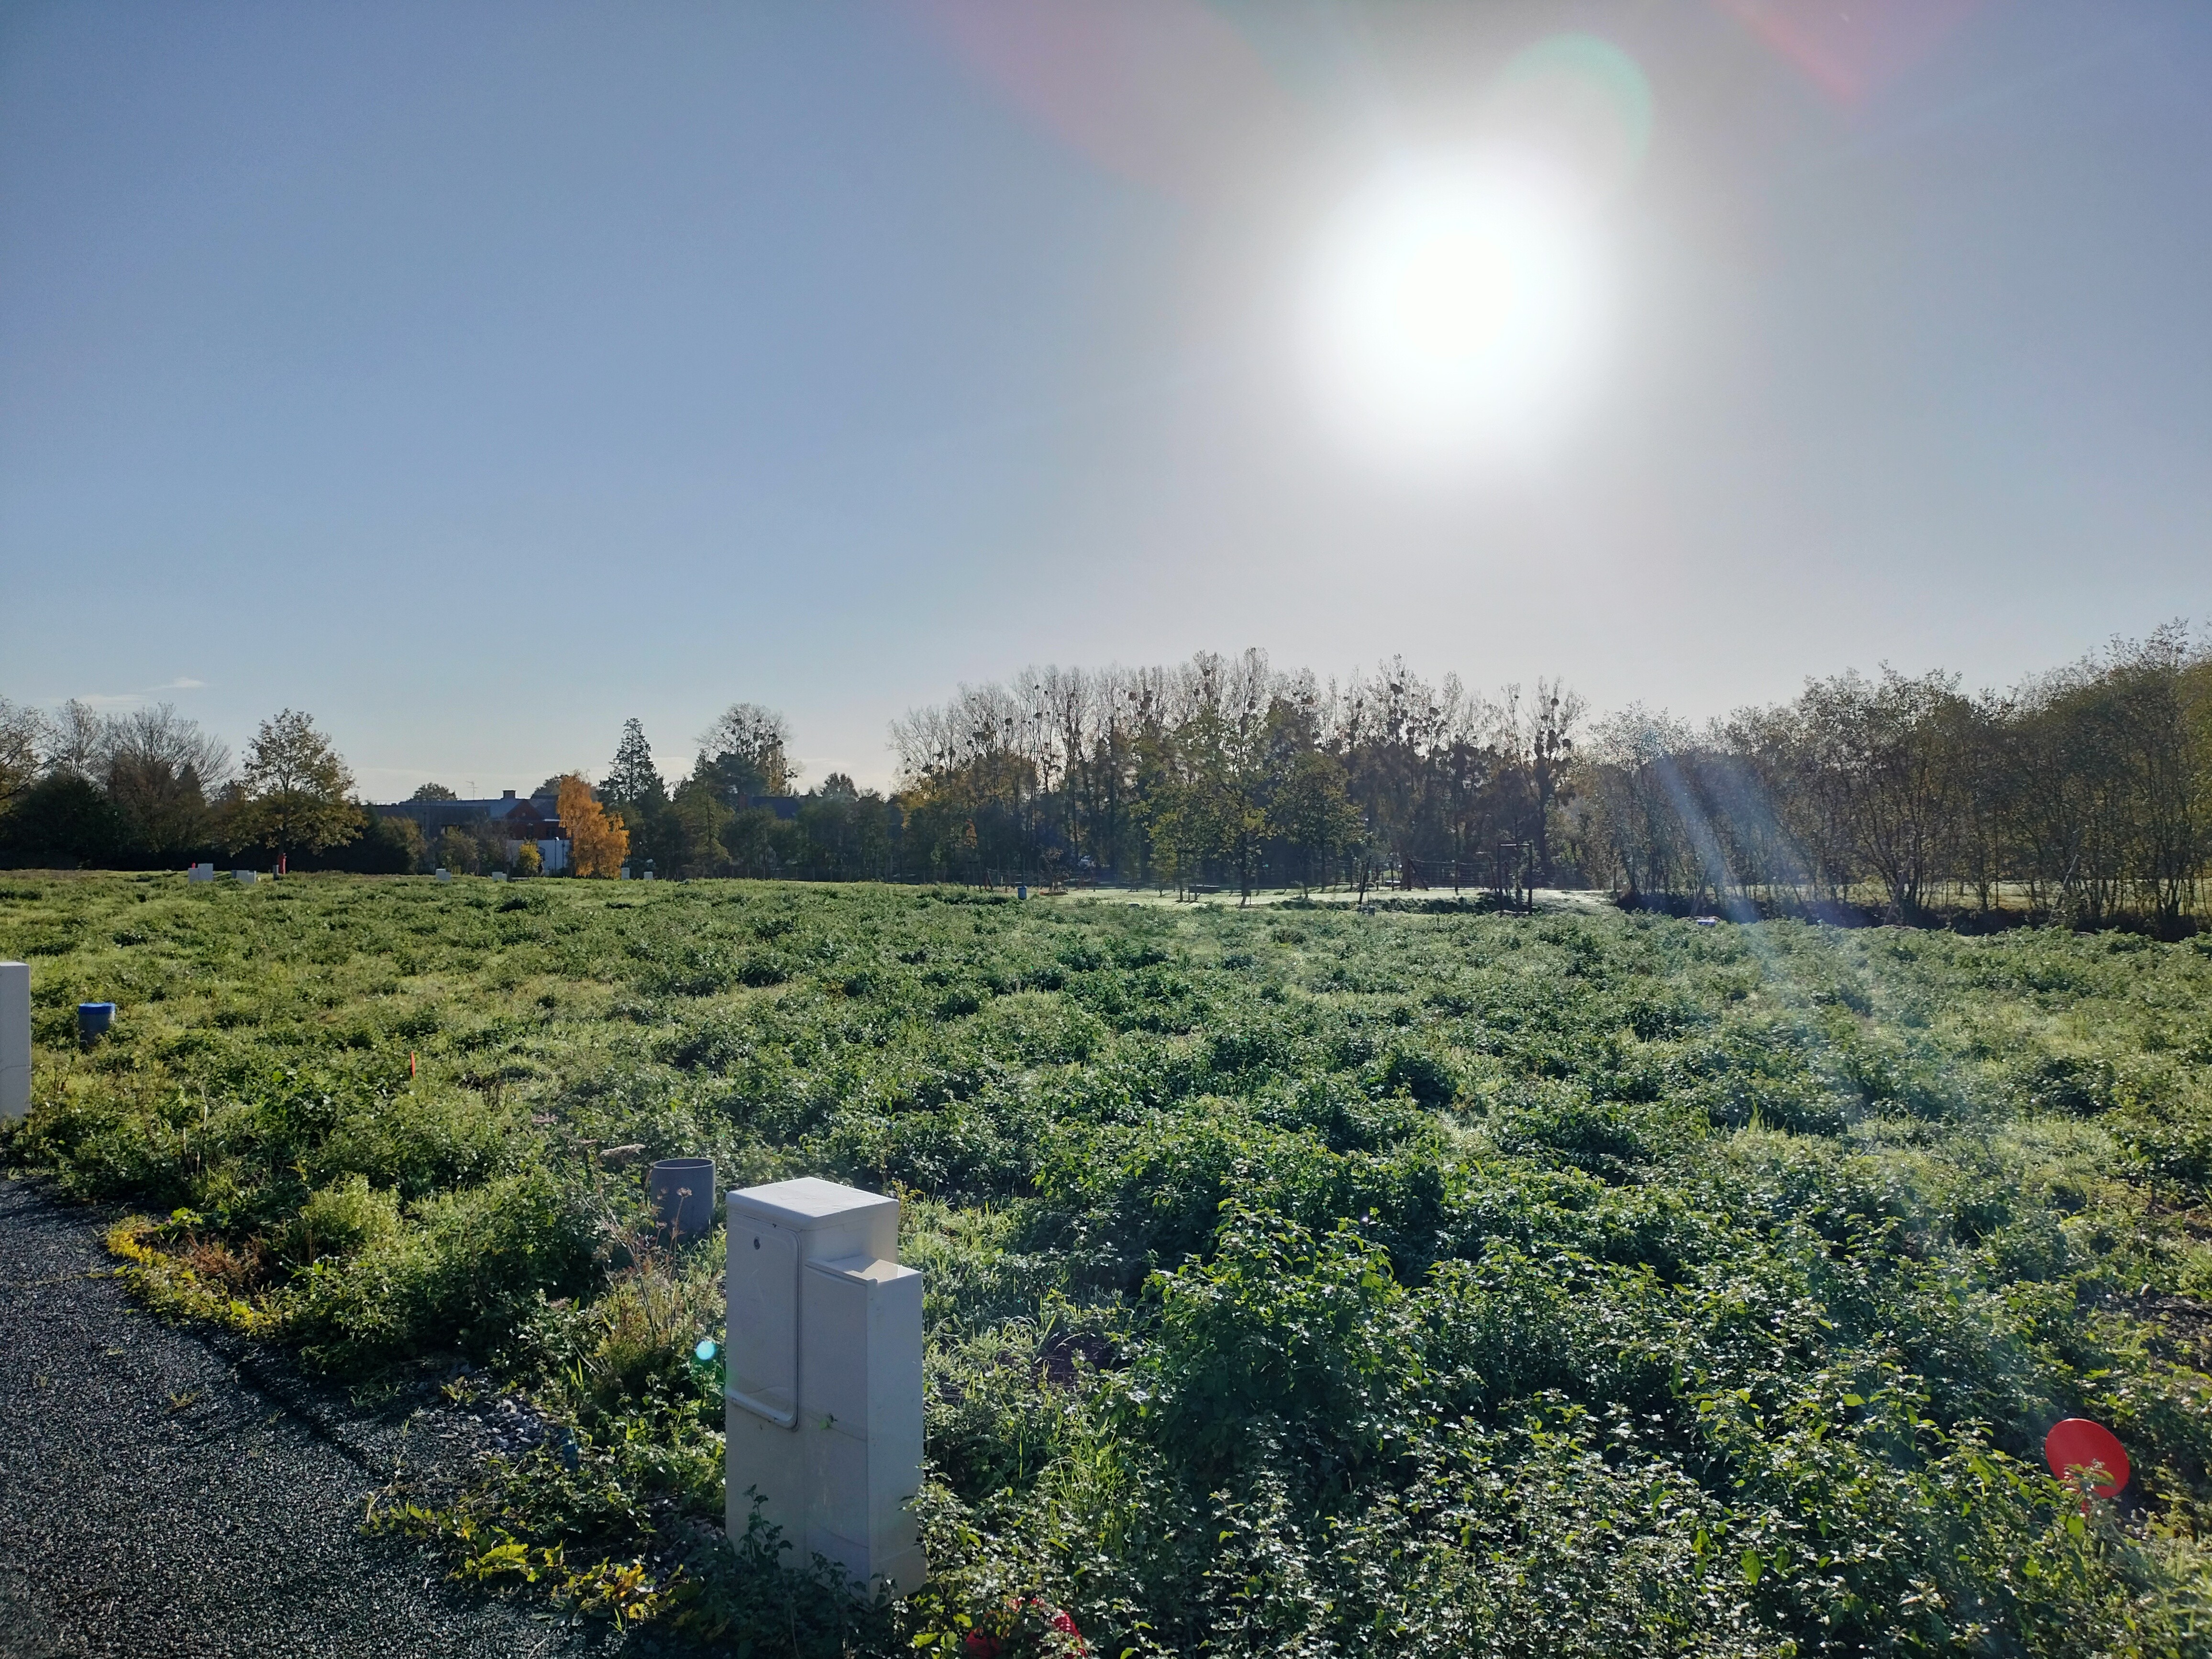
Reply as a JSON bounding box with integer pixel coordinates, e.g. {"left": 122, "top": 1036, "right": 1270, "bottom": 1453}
{"left": 103, "top": 705, "right": 232, "bottom": 856}
{"left": 44, "top": 700, "right": 110, "bottom": 782}
{"left": 697, "top": 703, "right": 797, "bottom": 797}
{"left": 0, "top": 697, "right": 47, "bottom": 815}
{"left": 1794, "top": 669, "right": 1966, "bottom": 920}
{"left": 880, "top": 631, "right": 2212, "bottom": 927}
{"left": 1496, "top": 678, "right": 1586, "bottom": 886}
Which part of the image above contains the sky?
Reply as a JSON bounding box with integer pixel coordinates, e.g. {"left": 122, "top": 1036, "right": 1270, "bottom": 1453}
{"left": 3, "top": 0, "right": 2209, "bottom": 797}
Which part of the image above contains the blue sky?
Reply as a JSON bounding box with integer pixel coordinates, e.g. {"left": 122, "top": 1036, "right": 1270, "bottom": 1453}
{"left": 4, "top": 1, "right": 2209, "bottom": 796}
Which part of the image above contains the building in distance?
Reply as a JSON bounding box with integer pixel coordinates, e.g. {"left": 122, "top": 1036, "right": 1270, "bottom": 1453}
{"left": 372, "top": 788, "right": 569, "bottom": 873}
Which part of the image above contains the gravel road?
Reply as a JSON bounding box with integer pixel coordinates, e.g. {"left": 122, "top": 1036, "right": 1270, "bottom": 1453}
{"left": 0, "top": 1177, "right": 619, "bottom": 1659}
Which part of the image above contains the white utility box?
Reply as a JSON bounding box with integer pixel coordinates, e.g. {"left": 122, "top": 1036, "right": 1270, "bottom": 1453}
{"left": 1, "top": 961, "right": 28, "bottom": 1123}
{"left": 186, "top": 863, "right": 215, "bottom": 883}
{"left": 725, "top": 1177, "right": 925, "bottom": 1595}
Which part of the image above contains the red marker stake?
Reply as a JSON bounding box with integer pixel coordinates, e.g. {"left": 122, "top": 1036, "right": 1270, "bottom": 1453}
{"left": 2046, "top": 1418, "right": 2129, "bottom": 1506}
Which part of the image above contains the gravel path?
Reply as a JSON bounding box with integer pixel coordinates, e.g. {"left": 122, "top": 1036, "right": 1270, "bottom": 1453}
{"left": 0, "top": 1178, "right": 618, "bottom": 1659}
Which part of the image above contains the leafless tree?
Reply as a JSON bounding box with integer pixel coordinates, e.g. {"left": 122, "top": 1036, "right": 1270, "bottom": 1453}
{"left": 103, "top": 705, "right": 233, "bottom": 856}
{"left": 696, "top": 703, "right": 798, "bottom": 797}
{"left": 0, "top": 697, "right": 47, "bottom": 815}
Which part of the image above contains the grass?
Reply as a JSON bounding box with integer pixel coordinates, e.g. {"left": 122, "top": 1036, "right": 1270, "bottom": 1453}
{"left": 5, "top": 870, "right": 2212, "bottom": 1655}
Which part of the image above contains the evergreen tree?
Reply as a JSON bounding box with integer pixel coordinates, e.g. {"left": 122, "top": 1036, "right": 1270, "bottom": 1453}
{"left": 602, "top": 718, "right": 666, "bottom": 810}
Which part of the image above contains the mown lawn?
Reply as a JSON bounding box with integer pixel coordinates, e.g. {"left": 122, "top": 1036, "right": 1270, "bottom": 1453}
{"left": 4, "top": 871, "right": 2212, "bottom": 1655}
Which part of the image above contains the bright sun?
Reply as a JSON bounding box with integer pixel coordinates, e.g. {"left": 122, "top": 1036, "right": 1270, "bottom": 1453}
{"left": 1303, "top": 154, "right": 1611, "bottom": 473}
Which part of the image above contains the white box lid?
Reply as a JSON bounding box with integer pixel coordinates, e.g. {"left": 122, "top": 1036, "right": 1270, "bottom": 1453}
{"left": 728, "top": 1177, "right": 897, "bottom": 1231}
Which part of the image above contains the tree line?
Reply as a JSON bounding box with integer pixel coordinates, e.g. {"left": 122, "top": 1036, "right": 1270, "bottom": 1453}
{"left": 572, "top": 704, "right": 908, "bottom": 883}
{"left": 885, "top": 650, "right": 1580, "bottom": 900}
{"left": 5, "top": 625, "right": 2208, "bottom": 929}
{"left": 884, "top": 630, "right": 2212, "bottom": 929}
{"left": 0, "top": 701, "right": 412, "bottom": 873}
{"left": 1577, "top": 624, "right": 2212, "bottom": 931}
{"left": 0, "top": 696, "right": 901, "bottom": 885}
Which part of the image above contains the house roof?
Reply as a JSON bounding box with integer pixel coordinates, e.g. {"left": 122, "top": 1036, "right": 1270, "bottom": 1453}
{"left": 372, "top": 792, "right": 564, "bottom": 836}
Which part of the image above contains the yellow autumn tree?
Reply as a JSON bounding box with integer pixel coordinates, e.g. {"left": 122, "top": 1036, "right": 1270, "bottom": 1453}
{"left": 558, "top": 773, "right": 629, "bottom": 877}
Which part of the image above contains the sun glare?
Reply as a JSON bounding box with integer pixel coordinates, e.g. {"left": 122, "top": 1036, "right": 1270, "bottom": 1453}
{"left": 1303, "top": 154, "right": 1611, "bottom": 474}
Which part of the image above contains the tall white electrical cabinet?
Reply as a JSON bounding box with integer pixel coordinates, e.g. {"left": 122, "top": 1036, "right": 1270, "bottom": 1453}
{"left": 724, "top": 1177, "right": 925, "bottom": 1595}
{"left": 1, "top": 962, "right": 29, "bottom": 1123}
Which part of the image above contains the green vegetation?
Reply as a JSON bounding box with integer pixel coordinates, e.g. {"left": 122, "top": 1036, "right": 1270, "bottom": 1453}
{"left": 6, "top": 872, "right": 2212, "bottom": 1654}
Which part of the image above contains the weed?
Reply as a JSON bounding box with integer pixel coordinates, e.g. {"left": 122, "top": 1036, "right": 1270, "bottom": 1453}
{"left": 6, "top": 877, "right": 2212, "bottom": 1653}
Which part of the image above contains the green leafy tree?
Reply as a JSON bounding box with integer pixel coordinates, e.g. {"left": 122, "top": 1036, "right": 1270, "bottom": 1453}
{"left": 0, "top": 774, "right": 124, "bottom": 867}
{"left": 380, "top": 814, "right": 427, "bottom": 873}
{"left": 311, "top": 811, "right": 423, "bottom": 874}
{"left": 1271, "top": 748, "right": 1362, "bottom": 893}
{"left": 669, "top": 774, "right": 735, "bottom": 875}
{"left": 793, "top": 785, "right": 897, "bottom": 880}
{"left": 1796, "top": 668, "right": 1966, "bottom": 922}
{"left": 225, "top": 709, "right": 363, "bottom": 864}
{"left": 1144, "top": 755, "right": 1224, "bottom": 901}
{"left": 721, "top": 806, "right": 789, "bottom": 877}
{"left": 434, "top": 824, "right": 480, "bottom": 874}
{"left": 409, "top": 782, "right": 459, "bottom": 802}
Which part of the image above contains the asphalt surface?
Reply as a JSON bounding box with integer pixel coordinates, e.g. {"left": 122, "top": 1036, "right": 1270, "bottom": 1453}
{"left": 0, "top": 1177, "right": 616, "bottom": 1659}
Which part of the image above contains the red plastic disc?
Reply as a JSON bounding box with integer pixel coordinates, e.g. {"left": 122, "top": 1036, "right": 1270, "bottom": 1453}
{"left": 2044, "top": 1418, "right": 2129, "bottom": 1497}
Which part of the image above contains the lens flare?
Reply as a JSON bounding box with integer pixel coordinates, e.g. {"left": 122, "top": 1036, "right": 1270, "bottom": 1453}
{"left": 1302, "top": 153, "right": 1612, "bottom": 474}
{"left": 1485, "top": 34, "right": 1654, "bottom": 198}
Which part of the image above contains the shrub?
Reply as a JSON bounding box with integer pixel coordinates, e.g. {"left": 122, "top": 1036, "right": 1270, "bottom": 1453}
{"left": 275, "top": 1173, "right": 399, "bottom": 1266}
{"left": 290, "top": 1169, "right": 596, "bottom": 1372}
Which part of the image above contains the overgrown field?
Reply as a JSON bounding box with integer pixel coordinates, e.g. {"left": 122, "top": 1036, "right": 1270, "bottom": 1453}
{"left": 6, "top": 873, "right": 2212, "bottom": 1655}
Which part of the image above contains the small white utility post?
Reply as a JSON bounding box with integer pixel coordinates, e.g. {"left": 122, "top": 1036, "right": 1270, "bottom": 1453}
{"left": 1, "top": 961, "right": 30, "bottom": 1123}
{"left": 725, "top": 1177, "right": 925, "bottom": 1595}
